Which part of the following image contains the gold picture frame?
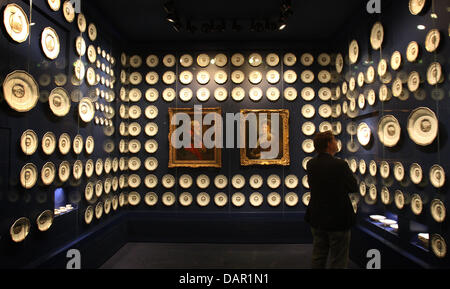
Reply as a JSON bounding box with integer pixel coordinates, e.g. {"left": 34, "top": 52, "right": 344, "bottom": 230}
{"left": 168, "top": 107, "right": 222, "bottom": 168}
{"left": 240, "top": 109, "right": 290, "bottom": 166}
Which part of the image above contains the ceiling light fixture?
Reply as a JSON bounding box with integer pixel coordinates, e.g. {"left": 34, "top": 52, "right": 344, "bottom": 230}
{"left": 417, "top": 24, "right": 426, "bottom": 30}
{"left": 278, "top": 17, "right": 287, "bottom": 30}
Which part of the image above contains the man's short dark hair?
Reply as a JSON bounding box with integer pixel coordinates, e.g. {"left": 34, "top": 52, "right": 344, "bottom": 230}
{"left": 313, "top": 131, "right": 334, "bottom": 154}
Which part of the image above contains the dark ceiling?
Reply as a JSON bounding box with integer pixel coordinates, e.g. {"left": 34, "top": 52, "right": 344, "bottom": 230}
{"left": 88, "top": 0, "right": 382, "bottom": 44}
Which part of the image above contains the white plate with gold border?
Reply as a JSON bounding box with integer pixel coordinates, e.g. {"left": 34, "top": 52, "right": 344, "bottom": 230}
{"left": 249, "top": 175, "right": 263, "bottom": 189}
{"left": 266, "top": 87, "right": 280, "bottom": 102}
{"left": 197, "top": 192, "right": 211, "bottom": 207}
{"left": 231, "top": 53, "right": 245, "bottom": 67}
{"left": 162, "top": 192, "right": 176, "bottom": 206}
{"left": 214, "top": 175, "right": 228, "bottom": 189}
{"left": 196, "top": 174, "right": 210, "bottom": 189}
{"left": 179, "top": 192, "right": 193, "bottom": 207}
{"left": 266, "top": 53, "right": 280, "bottom": 67}
{"left": 249, "top": 192, "right": 263, "bottom": 207}
{"left": 285, "top": 192, "right": 299, "bottom": 207}
{"left": 300, "top": 53, "right": 313, "bottom": 66}
{"left": 267, "top": 192, "right": 281, "bottom": 207}
{"left": 214, "top": 192, "right": 228, "bottom": 207}
{"left": 162, "top": 174, "right": 176, "bottom": 189}
{"left": 179, "top": 174, "right": 193, "bottom": 189}
{"left": 267, "top": 175, "right": 281, "bottom": 189}
{"left": 232, "top": 192, "right": 246, "bottom": 207}
{"left": 232, "top": 175, "right": 245, "bottom": 189}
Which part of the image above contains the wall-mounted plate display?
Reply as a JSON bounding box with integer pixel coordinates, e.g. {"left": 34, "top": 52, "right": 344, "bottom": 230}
{"left": 145, "top": 175, "right": 158, "bottom": 189}
{"left": 231, "top": 53, "right": 245, "bottom": 67}
{"left": 145, "top": 105, "right": 158, "bottom": 120}
{"left": 41, "top": 162, "right": 55, "bottom": 185}
{"left": 59, "top": 161, "right": 70, "bottom": 182}
{"left": 266, "top": 53, "right": 279, "bottom": 66}
{"left": 231, "top": 192, "right": 245, "bottom": 207}
{"left": 407, "top": 71, "right": 420, "bottom": 92}
{"left": 301, "top": 104, "right": 315, "bottom": 119}
{"left": 283, "top": 87, "right": 297, "bottom": 101}
{"left": 146, "top": 55, "right": 159, "bottom": 67}
{"left": 197, "top": 192, "right": 210, "bottom": 207}
{"left": 302, "top": 139, "right": 315, "bottom": 154}
{"left": 249, "top": 71, "right": 263, "bottom": 84}
{"left": 196, "top": 88, "right": 210, "bottom": 102}
{"left": 197, "top": 53, "right": 210, "bottom": 67}
{"left": 266, "top": 70, "right": 280, "bottom": 84}
{"left": 378, "top": 115, "right": 401, "bottom": 147}
{"left": 128, "top": 192, "right": 141, "bottom": 206}
{"left": 146, "top": 72, "right": 159, "bottom": 85}
{"left": 145, "top": 122, "right": 158, "bottom": 137}
{"left": 406, "top": 41, "right": 419, "bottom": 62}
{"left": 249, "top": 192, "right": 263, "bottom": 207}
{"left": 4, "top": 4, "right": 29, "bottom": 43}
{"left": 285, "top": 175, "right": 299, "bottom": 189}
{"left": 49, "top": 87, "right": 70, "bottom": 117}
{"left": 302, "top": 122, "right": 316, "bottom": 136}
{"left": 162, "top": 88, "right": 176, "bottom": 102}
{"left": 214, "top": 87, "right": 228, "bottom": 102}
{"left": 129, "top": 55, "right": 142, "bottom": 68}
{"left": 145, "top": 140, "right": 158, "bottom": 154}
{"left": 349, "top": 40, "right": 359, "bottom": 64}
{"left": 214, "top": 53, "right": 228, "bottom": 67}
{"left": 163, "top": 71, "right": 176, "bottom": 85}
{"left": 231, "top": 70, "right": 245, "bottom": 84}
{"left": 301, "top": 70, "right": 314, "bottom": 83}
{"left": 425, "top": 29, "right": 440, "bottom": 53}
{"left": 370, "top": 21, "right": 384, "bottom": 50}
{"left": 409, "top": 0, "right": 426, "bottom": 15}
{"left": 319, "top": 104, "right": 332, "bottom": 119}
{"left": 249, "top": 87, "right": 263, "bottom": 102}
{"left": 41, "top": 27, "right": 60, "bottom": 60}
{"left": 162, "top": 192, "right": 176, "bottom": 207}
{"left": 318, "top": 71, "right": 331, "bottom": 84}
{"left": 249, "top": 175, "right": 263, "bottom": 190}
{"left": 369, "top": 160, "right": 377, "bottom": 177}
{"left": 214, "top": 192, "right": 228, "bottom": 207}
{"left": 301, "top": 87, "right": 315, "bottom": 101}
{"left": 179, "top": 192, "right": 193, "bottom": 207}
{"left": 214, "top": 70, "right": 228, "bottom": 84}
{"left": 128, "top": 174, "right": 141, "bottom": 189}
{"left": 300, "top": 53, "right": 313, "bottom": 66}
{"left": 284, "top": 70, "right": 297, "bottom": 84}
{"left": 319, "top": 121, "right": 332, "bottom": 133}
{"left": 145, "top": 192, "right": 158, "bottom": 206}
{"left": 410, "top": 163, "right": 423, "bottom": 185}
{"left": 379, "top": 161, "right": 390, "bottom": 179}
{"left": 129, "top": 72, "right": 142, "bottom": 85}
{"left": 285, "top": 192, "right": 299, "bottom": 207}
{"left": 336, "top": 53, "right": 344, "bottom": 74}
{"left": 431, "top": 199, "right": 446, "bottom": 223}
{"left": 407, "top": 107, "right": 438, "bottom": 146}
{"left": 266, "top": 87, "right": 280, "bottom": 102}
{"left": 359, "top": 160, "right": 367, "bottom": 175}
{"left": 21, "top": 130, "right": 38, "bottom": 156}
{"left": 41, "top": 132, "right": 56, "bottom": 155}
{"left": 267, "top": 175, "right": 281, "bottom": 189}
{"left": 214, "top": 175, "right": 228, "bottom": 189}
{"left": 77, "top": 13, "right": 86, "bottom": 32}
{"left": 179, "top": 174, "right": 193, "bottom": 189}
{"left": 162, "top": 174, "right": 175, "bottom": 189}
{"left": 430, "top": 165, "right": 445, "bottom": 189}
{"left": 267, "top": 192, "right": 281, "bottom": 207}
{"left": 85, "top": 159, "right": 94, "bottom": 178}
{"left": 3, "top": 70, "right": 39, "bottom": 113}
{"left": 431, "top": 234, "right": 447, "bottom": 259}
{"left": 10, "top": 217, "right": 31, "bottom": 243}
{"left": 394, "top": 162, "right": 405, "bottom": 182}
{"left": 357, "top": 123, "right": 371, "bottom": 146}
{"left": 394, "top": 190, "right": 405, "bottom": 210}
{"left": 88, "top": 23, "right": 97, "bottom": 41}
{"left": 427, "top": 62, "right": 442, "bottom": 86}
{"left": 196, "top": 175, "right": 210, "bottom": 189}
{"left": 232, "top": 87, "right": 245, "bottom": 102}
{"left": 144, "top": 157, "right": 158, "bottom": 172}
{"left": 163, "top": 54, "right": 176, "bottom": 67}
{"left": 317, "top": 53, "right": 331, "bottom": 66}
{"left": 72, "top": 160, "right": 83, "bottom": 180}
{"left": 232, "top": 175, "right": 245, "bottom": 190}
{"left": 411, "top": 194, "right": 423, "bottom": 215}
{"left": 248, "top": 53, "right": 262, "bottom": 66}
{"left": 302, "top": 192, "right": 311, "bottom": 207}
{"left": 180, "top": 54, "right": 193, "bottom": 67}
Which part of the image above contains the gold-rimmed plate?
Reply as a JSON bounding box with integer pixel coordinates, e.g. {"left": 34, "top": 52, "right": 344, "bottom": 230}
{"left": 196, "top": 88, "right": 210, "bottom": 102}
{"left": 425, "top": 29, "right": 440, "bottom": 53}
{"left": 77, "top": 13, "right": 86, "bottom": 33}
{"left": 145, "top": 192, "right": 158, "bottom": 206}
{"left": 249, "top": 175, "right": 263, "bottom": 190}
{"left": 214, "top": 192, "right": 228, "bottom": 207}
{"left": 128, "top": 174, "right": 141, "bottom": 189}
{"left": 302, "top": 122, "right": 316, "bottom": 136}
{"left": 162, "top": 192, "right": 176, "bottom": 207}
{"left": 37, "top": 210, "right": 53, "bottom": 232}
{"left": 179, "top": 174, "right": 193, "bottom": 189}
{"left": 162, "top": 88, "right": 176, "bottom": 102}
{"left": 3, "top": 70, "right": 39, "bottom": 113}
{"left": 370, "top": 21, "right": 384, "bottom": 50}
{"left": 267, "top": 192, "right": 281, "bottom": 207}
{"left": 232, "top": 192, "right": 246, "bottom": 207}
{"left": 145, "top": 139, "right": 158, "bottom": 154}
{"left": 302, "top": 139, "right": 315, "bottom": 154}
{"left": 285, "top": 175, "right": 299, "bottom": 189}
{"left": 300, "top": 53, "right": 313, "bottom": 66}
{"left": 130, "top": 55, "right": 142, "bottom": 68}
{"left": 41, "top": 161, "right": 56, "bottom": 185}
{"left": 214, "top": 70, "right": 228, "bottom": 84}
{"left": 411, "top": 194, "right": 423, "bottom": 215}
{"left": 20, "top": 163, "right": 37, "bottom": 189}
{"left": 430, "top": 164, "right": 445, "bottom": 189}
{"left": 214, "top": 53, "right": 228, "bottom": 67}
{"left": 301, "top": 104, "right": 315, "bottom": 119}
{"left": 21, "top": 129, "right": 38, "bottom": 156}
{"left": 301, "top": 70, "right": 314, "bottom": 83}
{"left": 231, "top": 87, "right": 245, "bottom": 102}
{"left": 146, "top": 54, "right": 159, "bottom": 67}
{"left": 285, "top": 192, "right": 299, "bottom": 207}
{"left": 59, "top": 160, "right": 70, "bottom": 182}
{"left": 196, "top": 174, "right": 210, "bottom": 189}
{"left": 214, "top": 175, "right": 228, "bottom": 190}
{"left": 249, "top": 87, "right": 263, "bottom": 102}
{"left": 145, "top": 174, "right": 158, "bottom": 189}
{"left": 349, "top": 40, "right": 359, "bottom": 64}
{"left": 78, "top": 97, "right": 94, "bottom": 123}
{"left": 283, "top": 70, "right": 297, "bottom": 84}
{"left": 163, "top": 71, "right": 176, "bottom": 85}
{"left": 317, "top": 53, "right": 331, "bottom": 66}
{"left": 197, "top": 192, "right": 210, "bottom": 207}
{"left": 284, "top": 87, "right": 297, "bottom": 101}
{"left": 406, "top": 41, "right": 419, "bottom": 62}
{"left": 4, "top": 4, "right": 29, "bottom": 43}
{"left": 378, "top": 115, "right": 401, "bottom": 148}
{"left": 248, "top": 53, "right": 262, "bottom": 67}
{"left": 42, "top": 27, "right": 60, "bottom": 60}
{"left": 129, "top": 72, "right": 142, "bottom": 85}
{"left": 249, "top": 192, "right": 263, "bottom": 207}
{"left": 42, "top": 132, "right": 56, "bottom": 155}
{"left": 267, "top": 175, "right": 281, "bottom": 189}
{"left": 232, "top": 175, "right": 245, "bottom": 190}
{"left": 63, "top": 1, "right": 75, "bottom": 23}
{"left": 197, "top": 53, "right": 210, "bottom": 67}
{"left": 266, "top": 87, "right": 280, "bottom": 102}
{"left": 214, "top": 87, "right": 228, "bottom": 102}
{"left": 10, "top": 217, "right": 31, "bottom": 243}
{"left": 266, "top": 53, "right": 280, "bottom": 67}
{"left": 336, "top": 53, "right": 344, "bottom": 74}
{"left": 357, "top": 122, "right": 371, "bottom": 146}
{"left": 427, "top": 62, "right": 442, "bottom": 86}
{"left": 88, "top": 23, "right": 97, "bottom": 41}
{"left": 180, "top": 54, "right": 193, "bottom": 67}
{"left": 231, "top": 70, "right": 245, "bottom": 84}
{"left": 409, "top": 0, "right": 427, "bottom": 15}
{"left": 249, "top": 70, "right": 263, "bottom": 84}
{"left": 431, "top": 199, "right": 446, "bottom": 223}
{"left": 231, "top": 53, "right": 245, "bottom": 67}
{"left": 128, "top": 192, "right": 141, "bottom": 206}
{"left": 162, "top": 174, "right": 175, "bottom": 189}
{"left": 146, "top": 71, "right": 159, "bottom": 85}
{"left": 179, "top": 70, "right": 193, "bottom": 85}
{"left": 431, "top": 234, "right": 447, "bottom": 259}
{"left": 179, "top": 192, "right": 193, "bottom": 207}
{"left": 49, "top": 87, "right": 70, "bottom": 117}
{"left": 407, "top": 107, "right": 438, "bottom": 146}
{"left": 163, "top": 54, "right": 176, "bottom": 67}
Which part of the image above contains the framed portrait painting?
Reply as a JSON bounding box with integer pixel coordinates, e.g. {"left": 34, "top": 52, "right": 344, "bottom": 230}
{"left": 240, "top": 109, "right": 290, "bottom": 166}
{"left": 168, "top": 107, "right": 222, "bottom": 168}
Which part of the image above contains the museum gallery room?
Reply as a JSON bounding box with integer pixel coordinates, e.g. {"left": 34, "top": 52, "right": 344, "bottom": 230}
{"left": 0, "top": 0, "right": 449, "bottom": 270}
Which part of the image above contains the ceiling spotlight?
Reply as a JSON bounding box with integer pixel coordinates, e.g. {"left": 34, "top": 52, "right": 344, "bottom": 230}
{"left": 163, "top": 1, "right": 175, "bottom": 14}
{"left": 417, "top": 24, "right": 426, "bottom": 30}
{"left": 430, "top": 13, "right": 438, "bottom": 18}
{"left": 278, "top": 18, "right": 287, "bottom": 30}
{"left": 166, "top": 13, "right": 177, "bottom": 23}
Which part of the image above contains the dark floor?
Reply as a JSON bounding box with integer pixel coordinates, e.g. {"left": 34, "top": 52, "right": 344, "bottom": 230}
{"left": 100, "top": 243, "right": 360, "bottom": 269}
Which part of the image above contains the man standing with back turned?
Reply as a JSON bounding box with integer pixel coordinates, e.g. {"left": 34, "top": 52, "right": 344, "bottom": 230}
{"left": 305, "top": 131, "right": 358, "bottom": 269}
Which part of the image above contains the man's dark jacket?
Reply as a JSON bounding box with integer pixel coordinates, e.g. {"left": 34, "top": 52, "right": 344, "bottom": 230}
{"left": 305, "top": 153, "right": 359, "bottom": 231}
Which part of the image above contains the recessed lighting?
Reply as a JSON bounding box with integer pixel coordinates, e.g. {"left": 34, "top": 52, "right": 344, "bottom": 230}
{"left": 431, "top": 13, "right": 438, "bottom": 18}
{"left": 417, "top": 25, "right": 426, "bottom": 30}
